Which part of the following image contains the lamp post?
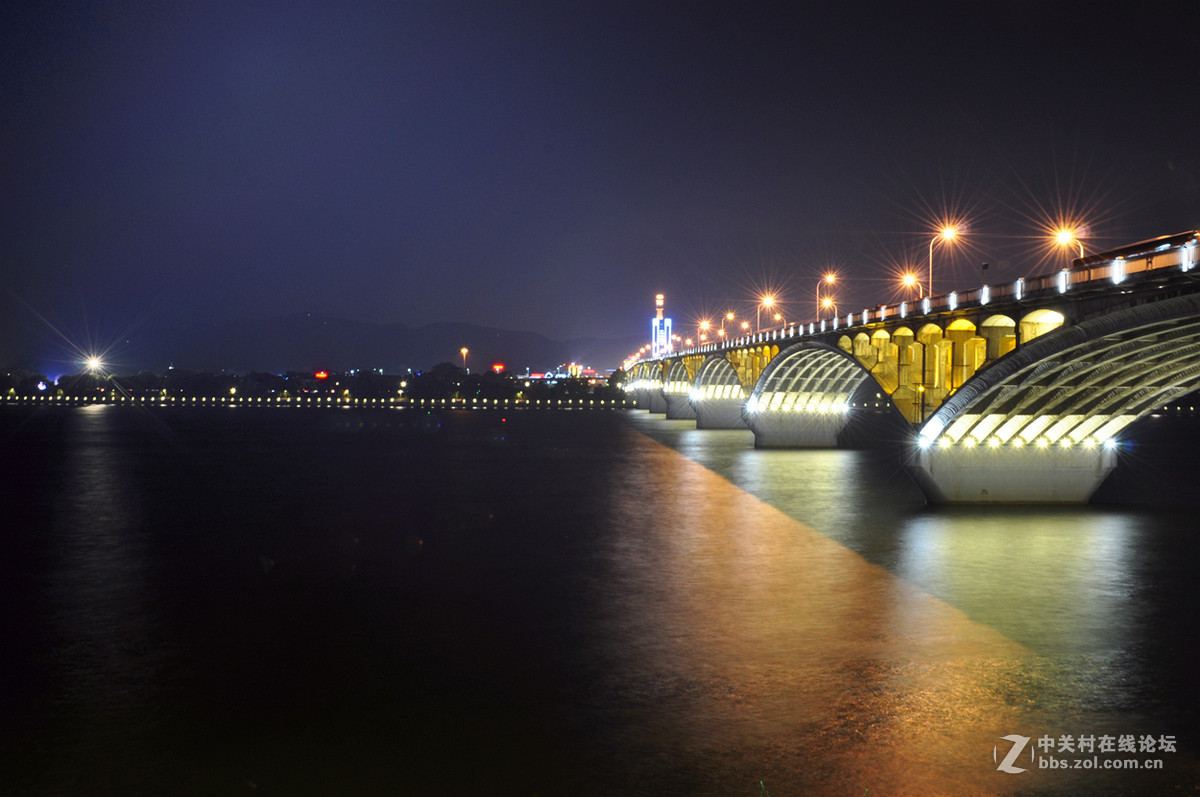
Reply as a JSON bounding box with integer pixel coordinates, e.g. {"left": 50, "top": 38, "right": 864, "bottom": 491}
{"left": 723, "top": 311, "right": 735, "bottom": 334}
{"left": 902, "top": 273, "right": 924, "bottom": 299}
{"left": 758, "top": 295, "right": 775, "bottom": 331}
{"left": 460, "top": 347, "right": 469, "bottom": 372}
{"left": 816, "top": 272, "right": 836, "bottom": 318}
{"left": 821, "top": 296, "right": 837, "bottom": 317}
{"left": 1054, "top": 228, "right": 1085, "bottom": 258}
{"left": 929, "top": 226, "right": 957, "bottom": 297}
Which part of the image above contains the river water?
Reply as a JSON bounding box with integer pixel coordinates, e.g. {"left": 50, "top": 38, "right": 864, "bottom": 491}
{"left": 1, "top": 404, "right": 1196, "bottom": 795}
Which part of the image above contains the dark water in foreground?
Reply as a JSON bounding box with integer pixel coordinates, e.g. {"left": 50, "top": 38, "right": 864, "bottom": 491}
{"left": 1, "top": 405, "right": 1197, "bottom": 795}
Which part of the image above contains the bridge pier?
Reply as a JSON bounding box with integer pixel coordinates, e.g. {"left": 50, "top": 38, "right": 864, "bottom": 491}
{"left": 694, "top": 397, "right": 748, "bottom": 429}
{"left": 745, "top": 408, "right": 846, "bottom": 448}
{"left": 664, "top": 392, "right": 697, "bottom": 419}
{"left": 907, "top": 444, "right": 1116, "bottom": 504}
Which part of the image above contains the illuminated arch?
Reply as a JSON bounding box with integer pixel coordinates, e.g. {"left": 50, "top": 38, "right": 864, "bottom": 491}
{"left": 923, "top": 294, "right": 1200, "bottom": 448}
{"left": 749, "top": 343, "right": 872, "bottom": 415}
{"left": 1019, "top": 308, "right": 1065, "bottom": 344}
{"left": 980, "top": 314, "right": 1017, "bottom": 359}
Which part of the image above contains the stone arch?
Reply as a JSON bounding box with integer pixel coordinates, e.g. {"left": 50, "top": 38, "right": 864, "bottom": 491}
{"left": 890, "top": 327, "right": 920, "bottom": 421}
{"left": 913, "top": 324, "right": 949, "bottom": 416}
{"left": 980, "top": 314, "right": 1017, "bottom": 360}
{"left": 837, "top": 335, "right": 852, "bottom": 353}
{"left": 945, "top": 318, "right": 986, "bottom": 390}
{"left": 1019, "top": 309, "right": 1065, "bottom": 345}
{"left": 870, "top": 329, "right": 899, "bottom": 393}
{"left": 852, "top": 332, "right": 875, "bottom": 368}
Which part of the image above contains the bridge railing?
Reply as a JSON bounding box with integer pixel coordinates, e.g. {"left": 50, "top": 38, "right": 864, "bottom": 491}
{"left": 630, "top": 231, "right": 1199, "bottom": 366}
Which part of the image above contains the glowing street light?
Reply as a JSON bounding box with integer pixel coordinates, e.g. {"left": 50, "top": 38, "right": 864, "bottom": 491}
{"left": 723, "top": 311, "right": 735, "bottom": 333}
{"left": 1054, "top": 228, "right": 1085, "bottom": 258}
{"left": 757, "top": 294, "right": 775, "bottom": 331}
{"left": 901, "top": 272, "right": 924, "bottom": 299}
{"left": 821, "top": 296, "right": 837, "bottom": 316}
{"left": 929, "top": 225, "right": 958, "bottom": 297}
{"left": 460, "top": 347, "right": 469, "bottom": 371}
{"left": 86, "top": 357, "right": 102, "bottom": 373}
{"left": 816, "top": 272, "right": 837, "bottom": 317}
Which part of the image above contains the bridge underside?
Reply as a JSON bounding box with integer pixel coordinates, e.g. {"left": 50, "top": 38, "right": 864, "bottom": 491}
{"left": 908, "top": 294, "right": 1200, "bottom": 503}
{"left": 909, "top": 445, "right": 1116, "bottom": 503}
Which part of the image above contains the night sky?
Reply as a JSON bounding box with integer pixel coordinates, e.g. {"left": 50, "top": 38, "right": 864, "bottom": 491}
{"left": 3, "top": 2, "right": 1197, "bottom": 373}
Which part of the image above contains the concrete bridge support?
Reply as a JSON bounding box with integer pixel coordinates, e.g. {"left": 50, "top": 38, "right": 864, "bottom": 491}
{"left": 694, "top": 397, "right": 748, "bottom": 429}
{"left": 664, "top": 391, "right": 697, "bottom": 419}
{"left": 908, "top": 444, "right": 1116, "bottom": 503}
{"left": 744, "top": 408, "right": 847, "bottom": 448}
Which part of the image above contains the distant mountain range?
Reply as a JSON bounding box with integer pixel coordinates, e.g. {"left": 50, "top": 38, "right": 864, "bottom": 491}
{"left": 115, "top": 314, "right": 643, "bottom": 376}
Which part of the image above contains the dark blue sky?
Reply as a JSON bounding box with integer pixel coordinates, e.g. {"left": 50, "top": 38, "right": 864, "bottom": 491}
{"left": 3, "top": 1, "right": 1196, "bottom": 371}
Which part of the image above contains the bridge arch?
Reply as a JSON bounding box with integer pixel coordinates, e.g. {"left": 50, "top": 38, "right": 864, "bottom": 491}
{"left": 911, "top": 293, "right": 1200, "bottom": 502}
{"left": 744, "top": 342, "right": 882, "bottom": 447}
{"left": 627, "top": 360, "right": 665, "bottom": 411}
{"left": 1019, "top": 308, "right": 1065, "bottom": 344}
{"left": 662, "top": 359, "right": 698, "bottom": 419}
{"left": 980, "top": 314, "right": 1017, "bottom": 359}
{"left": 692, "top": 354, "right": 749, "bottom": 428}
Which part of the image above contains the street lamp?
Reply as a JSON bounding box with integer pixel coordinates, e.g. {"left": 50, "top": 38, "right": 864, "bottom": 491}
{"left": 821, "top": 296, "right": 837, "bottom": 316}
{"left": 929, "top": 226, "right": 958, "bottom": 297}
{"left": 758, "top": 295, "right": 775, "bottom": 331}
{"left": 816, "top": 272, "right": 836, "bottom": 318}
{"left": 901, "top": 272, "right": 924, "bottom": 299}
{"left": 460, "top": 347, "right": 469, "bottom": 371}
{"left": 1054, "top": 228, "right": 1085, "bottom": 258}
{"left": 723, "top": 311, "right": 735, "bottom": 333}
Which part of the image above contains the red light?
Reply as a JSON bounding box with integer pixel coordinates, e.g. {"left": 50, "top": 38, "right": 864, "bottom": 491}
{"left": 314, "top": 371, "right": 329, "bottom": 380}
{"left": 492, "top": 363, "right": 504, "bottom": 374}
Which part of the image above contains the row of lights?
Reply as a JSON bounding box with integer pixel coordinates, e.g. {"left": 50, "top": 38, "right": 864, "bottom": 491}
{"left": 2, "top": 394, "right": 630, "bottom": 409}
{"left": 651, "top": 232, "right": 1197, "bottom": 358}
{"left": 920, "top": 435, "right": 1119, "bottom": 451}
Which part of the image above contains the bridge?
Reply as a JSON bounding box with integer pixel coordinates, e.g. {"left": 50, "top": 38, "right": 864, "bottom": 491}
{"left": 624, "top": 231, "right": 1200, "bottom": 503}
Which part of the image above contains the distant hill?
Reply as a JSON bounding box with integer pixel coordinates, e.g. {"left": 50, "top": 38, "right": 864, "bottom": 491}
{"left": 117, "top": 314, "right": 643, "bottom": 375}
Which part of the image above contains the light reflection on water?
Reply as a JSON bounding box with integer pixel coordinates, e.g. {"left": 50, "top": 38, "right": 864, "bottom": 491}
{"left": 3, "top": 406, "right": 1196, "bottom": 795}
{"left": 620, "top": 412, "right": 1199, "bottom": 794}
{"left": 42, "top": 405, "right": 170, "bottom": 780}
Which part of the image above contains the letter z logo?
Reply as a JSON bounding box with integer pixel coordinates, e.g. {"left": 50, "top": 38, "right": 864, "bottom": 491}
{"left": 994, "top": 734, "right": 1033, "bottom": 773}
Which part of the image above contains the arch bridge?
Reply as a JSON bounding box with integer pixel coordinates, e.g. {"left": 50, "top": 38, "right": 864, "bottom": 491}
{"left": 625, "top": 231, "right": 1200, "bottom": 503}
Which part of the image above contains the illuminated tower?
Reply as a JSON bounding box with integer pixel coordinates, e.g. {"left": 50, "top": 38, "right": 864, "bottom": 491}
{"left": 650, "top": 293, "right": 673, "bottom": 358}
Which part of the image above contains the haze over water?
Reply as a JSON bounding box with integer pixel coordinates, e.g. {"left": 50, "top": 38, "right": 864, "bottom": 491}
{"left": 2, "top": 405, "right": 1196, "bottom": 795}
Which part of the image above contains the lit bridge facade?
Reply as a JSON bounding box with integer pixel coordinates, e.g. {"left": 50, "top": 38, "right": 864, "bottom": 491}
{"left": 625, "top": 231, "right": 1200, "bottom": 503}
